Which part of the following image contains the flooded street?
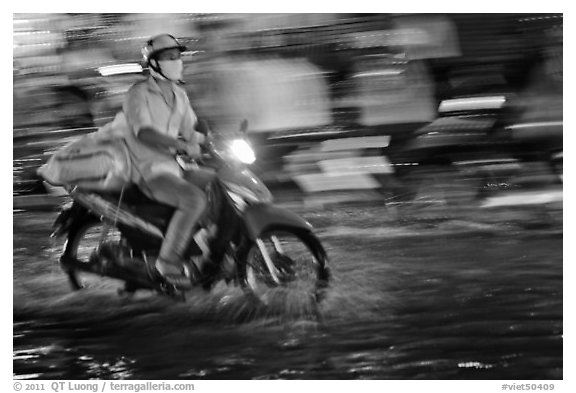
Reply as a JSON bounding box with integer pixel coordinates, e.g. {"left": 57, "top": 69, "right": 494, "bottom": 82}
{"left": 11, "top": 10, "right": 564, "bottom": 383}
{"left": 13, "top": 206, "right": 562, "bottom": 380}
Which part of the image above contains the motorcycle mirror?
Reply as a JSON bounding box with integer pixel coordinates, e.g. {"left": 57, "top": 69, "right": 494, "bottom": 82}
{"left": 240, "top": 119, "right": 248, "bottom": 134}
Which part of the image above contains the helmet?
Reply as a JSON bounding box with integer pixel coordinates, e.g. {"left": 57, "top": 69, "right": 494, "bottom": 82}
{"left": 142, "top": 34, "right": 186, "bottom": 65}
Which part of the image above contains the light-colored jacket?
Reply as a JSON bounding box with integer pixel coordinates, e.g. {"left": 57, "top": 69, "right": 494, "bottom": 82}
{"left": 122, "top": 76, "right": 199, "bottom": 184}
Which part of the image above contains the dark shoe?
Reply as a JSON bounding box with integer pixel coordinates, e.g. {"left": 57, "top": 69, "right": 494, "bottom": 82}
{"left": 155, "top": 259, "right": 193, "bottom": 289}
{"left": 199, "top": 260, "right": 221, "bottom": 291}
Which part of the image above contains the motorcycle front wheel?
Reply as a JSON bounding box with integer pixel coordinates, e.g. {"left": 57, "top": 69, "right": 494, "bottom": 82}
{"left": 239, "top": 229, "right": 330, "bottom": 316}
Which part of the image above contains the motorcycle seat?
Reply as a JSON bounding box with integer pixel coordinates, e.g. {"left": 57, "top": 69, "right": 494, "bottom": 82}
{"left": 92, "top": 186, "right": 175, "bottom": 229}
{"left": 95, "top": 186, "right": 167, "bottom": 207}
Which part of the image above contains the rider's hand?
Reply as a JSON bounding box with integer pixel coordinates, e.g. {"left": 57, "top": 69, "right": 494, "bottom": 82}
{"left": 176, "top": 141, "right": 199, "bottom": 159}
{"left": 196, "top": 131, "right": 206, "bottom": 145}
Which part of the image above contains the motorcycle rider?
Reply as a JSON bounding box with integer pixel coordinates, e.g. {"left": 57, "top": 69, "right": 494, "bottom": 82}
{"left": 122, "top": 34, "right": 216, "bottom": 288}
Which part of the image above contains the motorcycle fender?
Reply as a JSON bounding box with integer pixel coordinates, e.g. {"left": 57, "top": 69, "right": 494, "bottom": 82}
{"left": 242, "top": 204, "right": 313, "bottom": 240}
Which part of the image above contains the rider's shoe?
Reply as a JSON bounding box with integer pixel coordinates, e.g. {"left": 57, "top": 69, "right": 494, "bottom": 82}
{"left": 155, "top": 258, "right": 194, "bottom": 289}
{"left": 198, "top": 259, "right": 221, "bottom": 291}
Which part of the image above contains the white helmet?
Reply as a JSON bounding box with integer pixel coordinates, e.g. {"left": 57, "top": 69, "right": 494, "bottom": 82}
{"left": 142, "top": 34, "right": 187, "bottom": 65}
{"left": 142, "top": 34, "right": 187, "bottom": 82}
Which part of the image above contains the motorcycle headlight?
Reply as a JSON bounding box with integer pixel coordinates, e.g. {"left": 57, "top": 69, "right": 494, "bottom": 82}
{"left": 229, "top": 139, "right": 256, "bottom": 164}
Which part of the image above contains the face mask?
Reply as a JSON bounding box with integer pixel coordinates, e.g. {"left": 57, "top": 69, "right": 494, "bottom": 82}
{"left": 157, "top": 59, "right": 183, "bottom": 81}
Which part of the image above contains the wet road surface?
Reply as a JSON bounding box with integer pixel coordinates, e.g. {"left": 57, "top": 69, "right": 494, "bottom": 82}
{"left": 13, "top": 205, "right": 562, "bottom": 380}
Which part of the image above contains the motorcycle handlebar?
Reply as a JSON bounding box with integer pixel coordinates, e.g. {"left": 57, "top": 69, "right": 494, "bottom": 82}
{"left": 177, "top": 130, "right": 252, "bottom": 169}
{"left": 175, "top": 139, "right": 224, "bottom": 170}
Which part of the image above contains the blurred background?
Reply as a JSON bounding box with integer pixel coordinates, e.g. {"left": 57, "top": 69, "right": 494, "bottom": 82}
{"left": 12, "top": 14, "right": 564, "bottom": 380}
{"left": 13, "top": 13, "right": 562, "bottom": 210}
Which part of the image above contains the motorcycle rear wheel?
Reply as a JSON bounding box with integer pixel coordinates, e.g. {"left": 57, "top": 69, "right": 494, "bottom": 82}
{"left": 62, "top": 219, "right": 125, "bottom": 292}
{"left": 240, "top": 229, "right": 330, "bottom": 316}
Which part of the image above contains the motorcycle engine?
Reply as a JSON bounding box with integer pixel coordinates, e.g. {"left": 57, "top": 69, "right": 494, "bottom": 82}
{"left": 98, "top": 240, "right": 136, "bottom": 268}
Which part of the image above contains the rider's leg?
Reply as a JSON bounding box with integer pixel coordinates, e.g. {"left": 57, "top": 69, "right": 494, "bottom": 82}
{"left": 144, "top": 174, "right": 208, "bottom": 285}
{"left": 204, "top": 181, "right": 233, "bottom": 263}
{"left": 181, "top": 170, "right": 222, "bottom": 282}
{"left": 183, "top": 167, "right": 216, "bottom": 190}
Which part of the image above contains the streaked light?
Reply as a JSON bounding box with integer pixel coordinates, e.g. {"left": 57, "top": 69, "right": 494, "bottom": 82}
{"left": 97, "top": 63, "right": 143, "bottom": 76}
{"left": 353, "top": 70, "right": 403, "bottom": 77}
{"left": 439, "top": 96, "right": 506, "bottom": 112}
{"left": 506, "top": 121, "right": 563, "bottom": 130}
{"left": 454, "top": 158, "right": 520, "bottom": 165}
{"left": 481, "top": 190, "right": 563, "bottom": 208}
{"left": 321, "top": 136, "right": 391, "bottom": 151}
{"left": 458, "top": 362, "right": 495, "bottom": 369}
{"left": 13, "top": 30, "right": 51, "bottom": 36}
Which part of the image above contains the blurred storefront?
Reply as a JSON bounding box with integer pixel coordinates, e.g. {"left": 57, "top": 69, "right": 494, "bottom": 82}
{"left": 13, "top": 13, "right": 562, "bottom": 196}
{"left": 13, "top": 13, "right": 562, "bottom": 131}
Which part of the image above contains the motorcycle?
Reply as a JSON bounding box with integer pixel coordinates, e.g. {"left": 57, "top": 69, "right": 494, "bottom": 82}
{"left": 397, "top": 86, "right": 563, "bottom": 208}
{"left": 50, "top": 121, "right": 330, "bottom": 306}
